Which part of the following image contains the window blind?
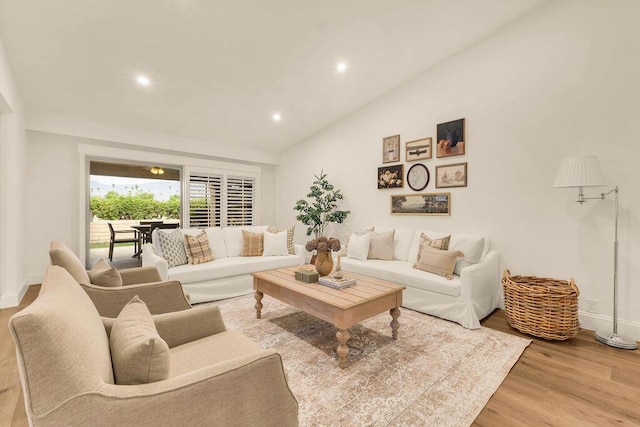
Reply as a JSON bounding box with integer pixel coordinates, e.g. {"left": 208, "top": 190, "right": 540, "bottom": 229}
{"left": 187, "top": 173, "right": 222, "bottom": 227}
{"left": 226, "top": 176, "right": 255, "bottom": 226}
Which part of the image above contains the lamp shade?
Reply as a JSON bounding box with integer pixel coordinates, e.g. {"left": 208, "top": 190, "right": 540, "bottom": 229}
{"left": 553, "top": 155, "right": 606, "bottom": 188}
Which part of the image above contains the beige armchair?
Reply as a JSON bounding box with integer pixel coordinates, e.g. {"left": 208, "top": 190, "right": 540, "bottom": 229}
{"left": 49, "top": 240, "right": 191, "bottom": 317}
{"left": 10, "top": 266, "right": 299, "bottom": 426}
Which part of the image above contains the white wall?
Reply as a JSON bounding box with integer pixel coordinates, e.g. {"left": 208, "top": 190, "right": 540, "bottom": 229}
{"left": 0, "top": 35, "right": 28, "bottom": 308}
{"left": 275, "top": 0, "right": 640, "bottom": 338}
{"left": 25, "top": 131, "right": 277, "bottom": 280}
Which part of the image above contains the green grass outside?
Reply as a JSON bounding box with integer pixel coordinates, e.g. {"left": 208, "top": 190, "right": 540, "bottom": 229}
{"left": 90, "top": 242, "right": 136, "bottom": 249}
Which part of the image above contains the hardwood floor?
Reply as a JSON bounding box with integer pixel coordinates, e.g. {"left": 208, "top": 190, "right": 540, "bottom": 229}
{"left": 1, "top": 286, "right": 638, "bottom": 426}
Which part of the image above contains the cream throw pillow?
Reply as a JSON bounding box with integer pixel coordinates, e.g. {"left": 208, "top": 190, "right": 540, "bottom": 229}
{"left": 241, "top": 230, "right": 264, "bottom": 256}
{"left": 110, "top": 296, "right": 170, "bottom": 385}
{"left": 183, "top": 230, "right": 214, "bottom": 264}
{"left": 346, "top": 233, "right": 371, "bottom": 261}
{"left": 414, "top": 233, "right": 451, "bottom": 266}
{"left": 414, "top": 246, "right": 464, "bottom": 280}
{"left": 368, "top": 230, "right": 395, "bottom": 260}
{"left": 88, "top": 259, "right": 123, "bottom": 287}
{"left": 267, "top": 225, "right": 295, "bottom": 255}
{"left": 262, "top": 231, "right": 289, "bottom": 256}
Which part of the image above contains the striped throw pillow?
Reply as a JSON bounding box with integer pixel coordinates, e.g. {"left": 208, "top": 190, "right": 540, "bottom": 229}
{"left": 267, "top": 225, "right": 295, "bottom": 255}
{"left": 241, "top": 230, "right": 264, "bottom": 257}
{"left": 414, "top": 233, "right": 451, "bottom": 267}
{"left": 184, "top": 230, "right": 214, "bottom": 264}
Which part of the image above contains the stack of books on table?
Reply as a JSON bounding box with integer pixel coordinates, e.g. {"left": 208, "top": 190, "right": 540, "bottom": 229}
{"left": 318, "top": 276, "right": 356, "bottom": 290}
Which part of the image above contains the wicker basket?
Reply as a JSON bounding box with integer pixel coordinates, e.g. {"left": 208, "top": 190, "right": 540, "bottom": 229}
{"left": 502, "top": 269, "right": 580, "bottom": 340}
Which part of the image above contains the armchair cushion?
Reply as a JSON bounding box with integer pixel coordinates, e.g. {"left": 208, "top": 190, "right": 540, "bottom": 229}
{"left": 119, "top": 266, "right": 162, "bottom": 285}
{"left": 88, "top": 259, "right": 123, "bottom": 287}
{"left": 110, "top": 296, "right": 170, "bottom": 385}
{"left": 49, "top": 240, "right": 91, "bottom": 285}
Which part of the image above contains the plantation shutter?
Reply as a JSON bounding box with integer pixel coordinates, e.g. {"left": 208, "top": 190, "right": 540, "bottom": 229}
{"left": 188, "top": 173, "right": 222, "bottom": 227}
{"left": 226, "top": 176, "right": 255, "bottom": 226}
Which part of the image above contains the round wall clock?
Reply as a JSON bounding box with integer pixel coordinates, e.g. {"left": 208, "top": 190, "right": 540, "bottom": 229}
{"left": 407, "top": 164, "right": 430, "bottom": 191}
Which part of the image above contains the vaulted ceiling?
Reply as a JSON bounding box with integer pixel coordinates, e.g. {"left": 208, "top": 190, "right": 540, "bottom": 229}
{"left": 0, "top": 0, "right": 547, "bottom": 156}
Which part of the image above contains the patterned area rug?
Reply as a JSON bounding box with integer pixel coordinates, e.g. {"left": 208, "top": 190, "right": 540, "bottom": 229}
{"left": 212, "top": 295, "right": 530, "bottom": 427}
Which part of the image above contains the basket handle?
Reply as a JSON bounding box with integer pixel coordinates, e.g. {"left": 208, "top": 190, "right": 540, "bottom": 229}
{"left": 502, "top": 269, "right": 511, "bottom": 280}
{"left": 569, "top": 278, "right": 579, "bottom": 297}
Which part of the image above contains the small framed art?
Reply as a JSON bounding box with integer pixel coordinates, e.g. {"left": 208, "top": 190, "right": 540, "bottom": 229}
{"left": 391, "top": 192, "right": 451, "bottom": 216}
{"left": 382, "top": 134, "right": 400, "bottom": 164}
{"left": 378, "top": 165, "right": 404, "bottom": 189}
{"left": 406, "top": 137, "right": 432, "bottom": 161}
{"left": 406, "top": 163, "right": 430, "bottom": 191}
{"left": 436, "top": 118, "right": 465, "bottom": 158}
{"left": 435, "top": 162, "right": 467, "bottom": 188}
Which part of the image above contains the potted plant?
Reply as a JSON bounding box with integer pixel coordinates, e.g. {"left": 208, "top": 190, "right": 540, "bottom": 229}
{"left": 294, "top": 170, "right": 350, "bottom": 264}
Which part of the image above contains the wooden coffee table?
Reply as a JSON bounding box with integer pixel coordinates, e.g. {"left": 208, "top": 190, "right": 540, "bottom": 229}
{"left": 252, "top": 266, "right": 405, "bottom": 369}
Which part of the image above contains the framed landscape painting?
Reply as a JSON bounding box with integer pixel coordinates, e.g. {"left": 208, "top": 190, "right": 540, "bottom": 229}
{"left": 435, "top": 162, "right": 467, "bottom": 188}
{"left": 382, "top": 134, "right": 400, "bottom": 163}
{"left": 391, "top": 192, "right": 451, "bottom": 216}
{"left": 406, "top": 137, "right": 432, "bottom": 161}
{"left": 378, "top": 165, "right": 404, "bottom": 189}
{"left": 436, "top": 118, "right": 465, "bottom": 158}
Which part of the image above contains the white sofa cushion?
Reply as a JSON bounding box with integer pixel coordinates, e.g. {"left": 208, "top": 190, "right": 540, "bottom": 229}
{"left": 346, "top": 233, "right": 371, "bottom": 261}
{"left": 449, "top": 234, "right": 485, "bottom": 276}
{"left": 263, "top": 231, "right": 288, "bottom": 256}
{"left": 223, "top": 226, "right": 269, "bottom": 257}
{"left": 204, "top": 228, "right": 228, "bottom": 259}
{"left": 341, "top": 258, "right": 461, "bottom": 297}
{"left": 168, "top": 255, "right": 299, "bottom": 284}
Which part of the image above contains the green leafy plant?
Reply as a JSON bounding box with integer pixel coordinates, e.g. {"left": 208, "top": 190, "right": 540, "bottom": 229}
{"left": 294, "top": 170, "right": 350, "bottom": 237}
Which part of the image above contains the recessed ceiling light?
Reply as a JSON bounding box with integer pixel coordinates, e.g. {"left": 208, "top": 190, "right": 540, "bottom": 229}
{"left": 272, "top": 113, "right": 281, "bottom": 122}
{"left": 136, "top": 75, "right": 150, "bottom": 86}
{"left": 336, "top": 62, "right": 347, "bottom": 73}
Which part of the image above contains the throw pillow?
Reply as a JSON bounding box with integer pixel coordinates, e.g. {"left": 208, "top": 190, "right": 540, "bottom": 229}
{"left": 414, "top": 246, "right": 464, "bottom": 280}
{"left": 110, "top": 296, "right": 170, "bottom": 385}
{"left": 241, "top": 230, "right": 264, "bottom": 256}
{"left": 157, "top": 229, "right": 188, "bottom": 268}
{"left": 262, "top": 231, "right": 289, "bottom": 256}
{"left": 450, "top": 235, "right": 485, "bottom": 276}
{"left": 267, "top": 225, "right": 295, "bottom": 255}
{"left": 183, "top": 230, "right": 214, "bottom": 264}
{"left": 346, "top": 232, "right": 371, "bottom": 261}
{"left": 340, "top": 226, "right": 374, "bottom": 256}
{"left": 88, "top": 259, "right": 123, "bottom": 287}
{"left": 368, "top": 230, "right": 395, "bottom": 260}
{"left": 414, "top": 233, "right": 451, "bottom": 266}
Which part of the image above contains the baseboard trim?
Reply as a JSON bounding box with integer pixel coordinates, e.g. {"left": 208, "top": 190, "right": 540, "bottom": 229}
{"left": 578, "top": 311, "right": 640, "bottom": 342}
{"left": 0, "top": 274, "right": 41, "bottom": 308}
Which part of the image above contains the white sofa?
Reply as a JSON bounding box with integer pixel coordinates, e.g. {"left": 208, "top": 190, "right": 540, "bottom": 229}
{"left": 143, "top": 225, "right": 304, "bottom": 304}
{"left": 340, "top": 226, "right": 500, "bottom": 329}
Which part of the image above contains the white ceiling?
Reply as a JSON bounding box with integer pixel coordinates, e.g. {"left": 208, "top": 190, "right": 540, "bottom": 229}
{"left": 0, "top": 0, "right": 547, "bottom": 156}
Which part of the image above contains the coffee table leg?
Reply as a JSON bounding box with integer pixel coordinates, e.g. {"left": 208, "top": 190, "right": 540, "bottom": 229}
{"left": 390, "top": 307, "right": 400, "bottom": 340}
{"left": 336, "top": 329, "right": 350, "bottom": 369}
{"left": 254, "top": 291, "right": 263, "bottom": 319}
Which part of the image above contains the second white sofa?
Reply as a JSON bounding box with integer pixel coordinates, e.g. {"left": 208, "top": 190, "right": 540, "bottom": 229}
{"left": 143, "top": 225, "right": 304, "bottom": 303}
{"left": 340, "top": 226, "right": 500, "bottom": 329}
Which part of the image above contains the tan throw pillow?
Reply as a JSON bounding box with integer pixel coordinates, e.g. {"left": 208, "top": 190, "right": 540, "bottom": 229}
{"left": 184, "top": 230, "right": 214, "bottom": 264}
{"left": 415, "top": 233, "right": 451, "bottom": 265}
{"left": 368, "top": 230, "right": 395, "bottom": 260}
{"left": 267, "top": 225, "right": 295, "bottom": 255}
{"left": 414, "top": 246, "right": 464, "bottom": 280}
{"left": 88, "top": 259, "right": 123, "bottom": 287}
{"left": 241, "top": 230, "right": 264, "bottom": 256}
{"left": 110, "top": 296, "right": 170, "bottom": 385}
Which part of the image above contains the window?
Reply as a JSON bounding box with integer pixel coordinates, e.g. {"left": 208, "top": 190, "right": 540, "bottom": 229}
{"left": 186, "top": 170, "right": 257, "bottom": 227}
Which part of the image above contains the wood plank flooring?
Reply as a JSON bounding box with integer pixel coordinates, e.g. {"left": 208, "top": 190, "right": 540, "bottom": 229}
{"left": 1, "top": 286, "right": 638, "bottom": 426}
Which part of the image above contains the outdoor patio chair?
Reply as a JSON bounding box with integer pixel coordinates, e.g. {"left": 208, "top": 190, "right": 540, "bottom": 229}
{"left": 108, "top": 222, "right": 140, "bottom": 260}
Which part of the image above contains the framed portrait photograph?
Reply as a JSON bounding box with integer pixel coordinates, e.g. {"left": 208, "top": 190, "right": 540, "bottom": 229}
{"left": 436, "top": 118, "right": 465, "bottom": 158}
{"left": 382, "top": 134, "right": 400, "bottom": 164}
{"left": 406, "top": 137, "right": 432, "bottom": 162}
{"left": 390, "top": 192, "right": 451, "bottom": 216}
{"left": 406, "top": 163, "right": 430, "bottom": 191}
{"left": 378, "top": 165, "right": 404, "bottom": 189}
{"left": 435, "top": 162, "right": 467, "bottom": 188}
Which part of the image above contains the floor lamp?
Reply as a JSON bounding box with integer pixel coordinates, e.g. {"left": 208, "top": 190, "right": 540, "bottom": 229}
{"left": 553, "top": 155, "right": 636, "bottom": 350}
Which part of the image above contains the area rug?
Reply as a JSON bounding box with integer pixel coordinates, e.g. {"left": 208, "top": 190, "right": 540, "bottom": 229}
{"left": 211, "top": 295, "right": 531, "bottom": 426}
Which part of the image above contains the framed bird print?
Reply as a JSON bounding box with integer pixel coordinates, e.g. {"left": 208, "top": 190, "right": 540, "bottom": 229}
{"left": 406, "top": 137, "right": 432, "bottom": 162}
